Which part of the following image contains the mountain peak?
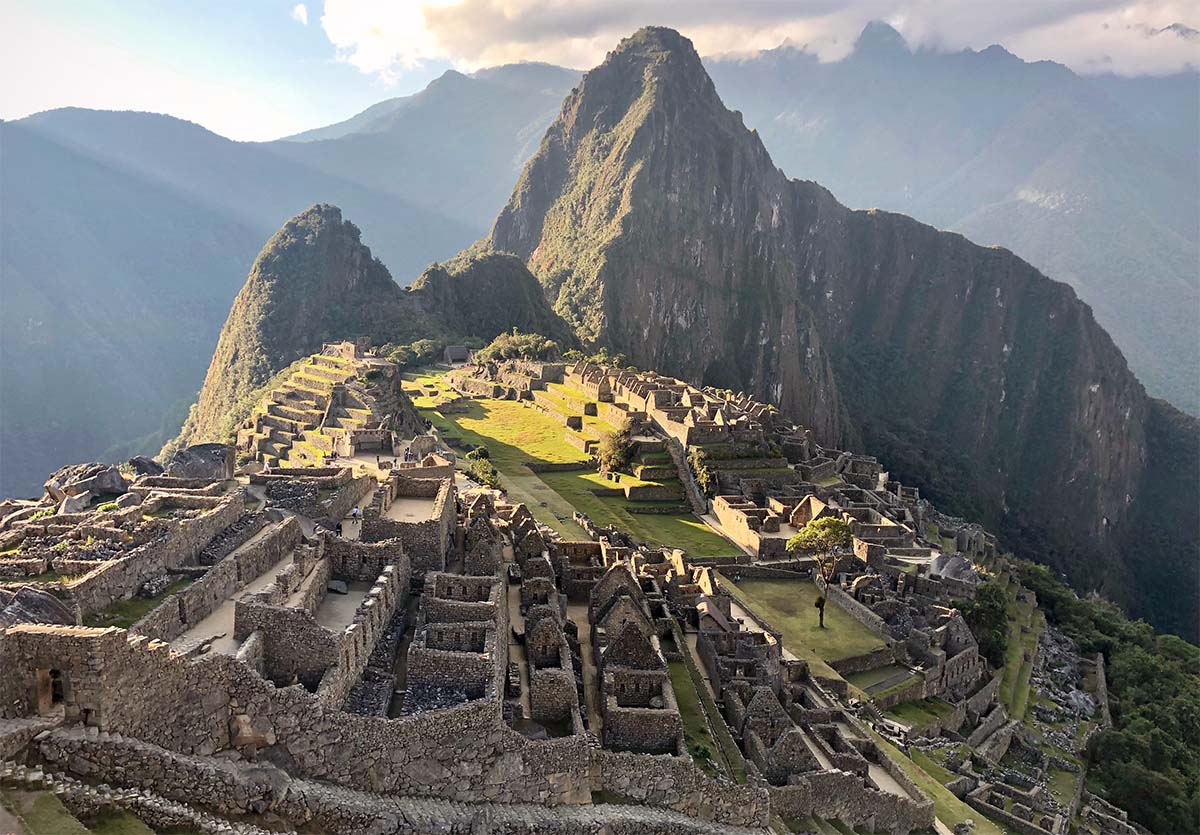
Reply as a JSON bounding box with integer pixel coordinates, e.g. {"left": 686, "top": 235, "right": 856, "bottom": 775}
{"left": 853, "top": 21, "right": 910, "bottom": 56}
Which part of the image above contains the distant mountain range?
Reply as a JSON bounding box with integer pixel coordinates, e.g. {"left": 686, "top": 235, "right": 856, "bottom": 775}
{"left": 0, "top": 64, "right": 575, "bottom": 498}
{"left": 0, "top": 23, "right": 1194, "bottom": 504}
{"left": 704, "top": 22, "right": 1199, "bottom": 415}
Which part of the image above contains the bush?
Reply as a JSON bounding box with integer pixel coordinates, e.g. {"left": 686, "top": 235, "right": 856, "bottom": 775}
{"left": 596, "top": 420, "right": 634, "bottom": 474}
{"left": 688, "top": 447, "right": 714, "bottom": 495}
{"left": 463, "top": 455, "right": 500, "bottom": 489}
{"left": 464, "top": 445, "right": 490, "bottom": 461}
{"left": 96, "top": 502, "right": 119, "bottom": 513}
{"left": 29, "top": 508, "right": 54, "bottom": 521}
{"left": 474, "top": 329, "right": 560, "bottom": 363}
{"left": 955, "top": 579, "right": 1009, "bottom": 667}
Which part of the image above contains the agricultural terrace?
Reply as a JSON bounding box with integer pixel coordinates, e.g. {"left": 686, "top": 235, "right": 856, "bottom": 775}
{"left": 403, "top": 370, "right": 738, "bottom": 556}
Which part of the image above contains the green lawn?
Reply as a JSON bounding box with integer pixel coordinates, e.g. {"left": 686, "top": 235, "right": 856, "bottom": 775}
{"left": 726, "top": 578, "right": 887, "bottom": 663}
{"left": 539, "top": 471, "right": 735, "bottom": 556}
{"left": 1047, "top": 768, "right": 1080, "bottom": 806}
{"left": 871, "top": 733, "right": 1004, "bottom": 835}
{"left": 668, "top": 659, "right": 722, "bottom": 777}
{"left": 84, "top": 578, "right": 194, "bottom": 629}
{"left": 885, "top": 699, "right": 955, "bottom": 729}
{"left": 421, "top": 394, "right": 737, "bottom": 555}
{"left": 1, "top": 790, "right": 90, "bottom": 835}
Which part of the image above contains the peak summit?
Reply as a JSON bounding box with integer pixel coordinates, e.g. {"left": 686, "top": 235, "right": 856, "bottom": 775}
{"left": 853, "top": 21, "right": 910, "bottom": 56}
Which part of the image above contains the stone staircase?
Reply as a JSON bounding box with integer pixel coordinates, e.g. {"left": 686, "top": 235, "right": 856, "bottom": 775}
{"left": 242, "top": 356, "right": 360, "bottom": 468}
{"left": 0, "top": 759, "right": 286, "bottom": 835}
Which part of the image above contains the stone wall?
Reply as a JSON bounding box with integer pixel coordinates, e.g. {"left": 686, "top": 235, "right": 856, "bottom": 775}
{"left": 591, "top": 749, "right": 768, "bottom": 828}
{"left": 133, "top": 518, "right": 301, "bottom": 642}
{"left": 324, "top": 536, "right": 405, "bottom": 582}
{"left": 825, "top": 583, "right": 888, "bottom": 636}
{"left": 66, "top": 494, "right": 244, "bottom": 617}
{"left": 323, "top": 474, "right": 376, "bottom": 524}
{"left": 770, "top": 767, "right": 934, "bottom": 835}
{"left": 363, "top": 475, "right": 455, "bottom": 575}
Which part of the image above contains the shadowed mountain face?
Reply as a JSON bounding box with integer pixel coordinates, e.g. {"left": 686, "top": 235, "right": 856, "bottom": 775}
{"left": 171, "top": 204, "right": 570, "bottom": 451}
{"left": 704, "top": 24, "right": 1199, "bottom": 414}
{"left": 489, "top": 27, "right": 1198, "bottom": 636}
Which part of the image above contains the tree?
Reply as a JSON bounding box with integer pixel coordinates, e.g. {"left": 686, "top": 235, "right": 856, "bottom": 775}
{"left": 955, "top": 579, "right": 1010, "bottom": 666}
{"left": 787, "top": 517, "right": 853, "bottom": 628}
{"left": 596, "top": 420, "right": 633, "bottom": 474}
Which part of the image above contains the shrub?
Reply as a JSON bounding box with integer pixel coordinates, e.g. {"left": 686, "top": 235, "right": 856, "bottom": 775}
{"left": 96, "top": 502, "right": 119, "bottom": 513}
{"left": 29, "top": 508, "right": 54, "bottom": 521}
{"left": 596, "top": 420, "right": 634, "bottom": 474}
{"left": 474, "top": 329, "right": 560, "bottom": 363}
{"left": 463, "top": 456, "right": 500, "bottom": 489}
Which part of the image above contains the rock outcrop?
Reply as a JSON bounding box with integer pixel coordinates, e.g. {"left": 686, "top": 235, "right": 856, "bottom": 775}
{"left": 489, "top": 27, "right": 1198, "bottom": 635}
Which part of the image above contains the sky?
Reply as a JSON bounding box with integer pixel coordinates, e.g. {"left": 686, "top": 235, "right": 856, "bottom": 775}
{"left": 1, "top": 0, "right": 1196, "bottom": 141}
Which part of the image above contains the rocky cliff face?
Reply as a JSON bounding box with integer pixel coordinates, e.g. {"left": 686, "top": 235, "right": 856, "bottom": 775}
{"left": 172, "top": 204, "right": 566, "bottom": 452}
{"left": 489, "top": 28, "right": 1198, "bottom": 635}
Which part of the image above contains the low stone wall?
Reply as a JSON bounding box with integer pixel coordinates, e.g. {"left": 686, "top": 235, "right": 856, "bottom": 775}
{"left": 591, "top": 749, "right": 768, "bottom": 828}
{"left": 133, "top": 518, "right": 302, "bottom": 642}
{"left": 323, "top": 474, "right": 376, "bottom": 523}
{"left": 830, "top": 646, "right": 897, "bottom": 677}
{"left": 770, "top": 767, "right": 933, "bottom": 835}
{"left": 623, "top": 483, "right": 684, "bottom": 502}
{"left": 825, "top": 584, "right": 887, "bottom": 636}
{"left": 66, "top": 494, "right": 245, "bottom": 617}
{"left": 38, "top": 727, "right": 281, "bottom": 815}
{"left": 968, "top": 703, "right": 1009, "bottom": 748}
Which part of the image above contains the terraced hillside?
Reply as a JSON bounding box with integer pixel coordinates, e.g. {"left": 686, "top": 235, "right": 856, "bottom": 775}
{"left": 237, "top": 351, "right": 417, "bottom": 468}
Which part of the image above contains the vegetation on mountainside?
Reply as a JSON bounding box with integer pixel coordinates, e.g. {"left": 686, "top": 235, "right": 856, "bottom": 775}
{"left": 473, "top": 329, "right": 560, "bottom": 363}
{"left": 166, "top": 210, "right": 570, "bottom": 455}
{"left": 955, "top": 578, "right": 1010, "bottom": 667}
{"left": 1014, "top": 560, "right": 1200, "bottom": 834}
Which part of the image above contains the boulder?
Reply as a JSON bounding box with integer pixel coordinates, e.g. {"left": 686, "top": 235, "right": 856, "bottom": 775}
{"left": 168, "top": 443, "right": 236, "bottom": 481}
{"left": 71, "top": 466, "right": 129, "bottom": 496}
{"left": 327, "top": 579, "right": 349, "bottom": 595}
{"left": 128, "top": 455, "right": 164, "bottom": 476}
{"left": 44, "top": 463, "right": 128, "bottom": 499}
{"left": 0, "top": 586, "right": 76, "bottom": 627}
{"left": 115, "top": 492, "right": 143, "bottom": 508}
{"left": 59, "top": 491, "right": 93, "bottom": 515}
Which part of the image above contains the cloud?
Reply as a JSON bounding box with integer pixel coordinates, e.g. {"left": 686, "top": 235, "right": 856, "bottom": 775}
{"left": 292, "top": 3, "right": 309, "bottom": 25}
{"left": 315, "top": 0, "right": 1199, "bottom": 79}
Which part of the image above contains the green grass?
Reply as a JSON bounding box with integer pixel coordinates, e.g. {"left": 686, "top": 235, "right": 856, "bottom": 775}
{"left": 725, "top": 578, "right": 887, "bottom": 663}
{"left": 668, "top": 659, "right": 722, "bottom": 777}
{"left": 85, "top": 578, "right": 194, "bottom": 629}
{"left": 910, "top": 748, "right": 957, "bottom": 785}
{"left": 1, "top": 789, "right": 91, "bottom": 835}
{"left": 85, "top": 809, "right": 156, "bottom": 834}
{"left": 539, "top": 471, "right": 734, "bottom": 556}
{"left": 1047, "top": 768, "right": 1079, "bottom": 806}
{"left": 871, "top": 733, "right": 1004, "bottom": 835}
{"left": 423, "top": 395, "right": 736, "bottom": 555}
{"left": 885, "top": 699, "right": 955, "bottom": 729}
{"left": 999, "top": 575, "right": 1044, "bottom": 720}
